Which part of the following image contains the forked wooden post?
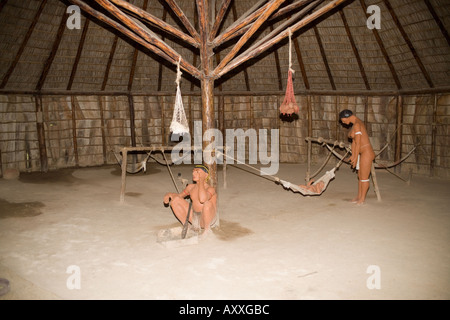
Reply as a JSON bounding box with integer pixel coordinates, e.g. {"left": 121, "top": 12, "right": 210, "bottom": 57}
{"left": 371, "top": 162, "right": 381, "bottom": 201}
{"left": 120, "top": 147, "right": 128, "bottom": 203}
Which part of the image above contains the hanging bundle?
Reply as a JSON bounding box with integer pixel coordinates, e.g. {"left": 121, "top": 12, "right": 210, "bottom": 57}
{"left": 170, "top": 57, "right": 190, "bottom": 135}
{"left": 279, "top": 29, "right": 299, "bottom": 117}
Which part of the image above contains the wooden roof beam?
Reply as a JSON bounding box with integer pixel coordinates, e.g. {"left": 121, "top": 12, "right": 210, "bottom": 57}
{"left": 0, "top": 0, "right": 9, "bottom": 15}
{"left": 157, "top": 8, "right": 168, "bottom": 92}
{"left": 209, "top": 0, "right": 232, "bottom": 41}
{"left": 293, "top": 37, "right": 310, "bottom": 89}
{"left": 383, "top": 0, "right": 434, "bottom": 88}
{"left": 164, "top": 0, "right": 201, "bottom": 43}
{"left": 229, "top": 1, "right": 251, "bottom": 91}
{"left": 36, "top": 10, "right": 69, "bottom": 91}
{"left": 69, "top": 0, "right": 200, "bottom": 78}
{"left": 110, "top": 0, "right": 198, "bottom": 48}
{"left": 269, "top": 0, "right": 315, "bottom": 21}
{"left": 215, "top": 0, "right": 286, "bottom": 76}
{"left": 67, "top": 18, "right": 89, "bottom": 90}
{"left": 128, "top": 0, "right": 149, "bottom": 92}
{"left": 0, "top": 0, "right": 47, "bottom": 89}
{"left": 235, "top": 0, "right": 322, "bottom": 67}
{"left": 424, "top": 0, "right": 450, "bottom": 47}
{"left": 215, "top": 0, "right": 338, "bottom": 79}
{"left": 213, "top": 1, "right": 271, "bottom": 47}
{"left": 86, "top": 0, "right": 201, "bottom": 79}
{"left": 101, "top": 36, "right": 118, "bottom": 91}
{"left": 314, "top": 25, "right": 336, "bottom": 90}
{"left": 270, "top": 24, "right": 283, "bottom": 91}
{"left": 213, "top": 0, "right": 315, "bottom": 48}
{"left": 339, "top": 8, "right": 370, "bottom": 90}
{"left": 359, "top": 0, "right": 401, "bottom": 90}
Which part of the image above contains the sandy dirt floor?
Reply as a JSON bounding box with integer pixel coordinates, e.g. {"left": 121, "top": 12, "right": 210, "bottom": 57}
{"left": 0, "top": 162, "right": 449, "bottom": 300}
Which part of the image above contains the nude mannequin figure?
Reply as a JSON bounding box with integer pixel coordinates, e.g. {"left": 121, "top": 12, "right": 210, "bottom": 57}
{"left": 339, "top": 109, "right": 375, "bottom": 205}
{"left": 163, "top": 165, "right": 217, "bottom": 236}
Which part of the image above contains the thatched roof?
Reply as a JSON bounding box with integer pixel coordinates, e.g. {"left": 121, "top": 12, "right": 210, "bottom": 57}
{"left": 0, "top": 0, "right": 449, "bottom": 95}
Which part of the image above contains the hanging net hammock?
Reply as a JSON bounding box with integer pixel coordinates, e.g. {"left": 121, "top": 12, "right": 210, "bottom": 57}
{"left": 279, "top": 168, "right": 336, "bottom": 196}
{"left": 279, "top": 29, "right": 299, "bottom": 117}
{"left": 170, "top": 58, "right": 189, "bottom": 135}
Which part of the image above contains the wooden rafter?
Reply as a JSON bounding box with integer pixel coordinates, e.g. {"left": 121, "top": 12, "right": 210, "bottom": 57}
{"left": 110, "top": 0, "right": 198, "bottom": 48}
{"left": 213, "top": 1, "right": 272, "bottom": 47}
{"left": 164, "top": 0, "right": 201, "bottom": 43}
{"left": 128, "top": 0, "right": 148, "bottom": 92}
{"left": 210, "top": 0, "right": 232, "bottom": 41}
{"left": 339, "top": 9, "right": 370, "bottom": 90}
{"left": 270, "top": 24, "right": 283, "bottom": 91}
{"left": 0, "top": 0, "right": 47, "bottom": 89}
{"left": 213, "top": 0, "right": 315, "bottom": 48}
{"left": 235, "top": 0, "right": 322, "bottom": 70}
{"left": 314, "top": 26, "right": 336, "bottom": 90}
{"left": 101, "top": 36, "right": 118, "bottom": 91}
{"left": 424, "top": 0, "right": 450, "bottom": 47}
{"left": 215, "top": 0, "right": 346, "bottom": 79}
{"left": 359, "top": 0, "right": 401, "bottom": 90}
{"left": 68, "top": 0, "right": 201, "bottom": 79}
{"left": 383, "top": 0, "right": 434, "bottom": 88}
{"left": 293, "top": 37, "right": 310, "bottom": 89}
{"left": 157, "top": 8, "right": 168, "bottom": 92}
{"left": 95, "top": 0, "right": 185, "bottom": 72}
{"left": 230, "top": 1, "right": 251, "bottom": 91}
{"left": 215, "top": 0, "right": 286, "bottom": 75}
{"left": 0, "top": 0, "right": 9, "bottom": 15}
{"left": 270, "top": 0, "right": 315, "bottom": 21}
{"left": 36, "top": 10, "right": 69, "bottom": 91}
{"left": 67, "top": 18, "right": 90, "bottom": 90}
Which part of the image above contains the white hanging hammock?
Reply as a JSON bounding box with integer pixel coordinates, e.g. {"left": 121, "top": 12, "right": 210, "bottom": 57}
{"left": 170, "top": 58, "right": 189, "bottom": 135}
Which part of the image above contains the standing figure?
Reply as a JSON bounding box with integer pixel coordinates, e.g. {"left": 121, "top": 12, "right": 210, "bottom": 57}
{"left": 339, "top": 109, "right": 375, "bottom": 205}
{"left": 163, "top": 165, "right": 217, "bottom": 236}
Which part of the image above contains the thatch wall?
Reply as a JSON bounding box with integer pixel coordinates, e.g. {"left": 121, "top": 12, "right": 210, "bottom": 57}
{"left": 1, "top": 92, "right": 449, "bottom": 179}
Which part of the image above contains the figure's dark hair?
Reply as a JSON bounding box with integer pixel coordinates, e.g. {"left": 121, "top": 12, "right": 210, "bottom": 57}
{"left": 339, "top": 109, "right": 353, "bottom": 119}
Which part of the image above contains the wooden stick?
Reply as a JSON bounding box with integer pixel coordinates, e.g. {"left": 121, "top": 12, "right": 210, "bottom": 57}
{"left": 430, "top": 94, "right": 437, "bottom": 177}
{"left": 215, "top": 0, "right": 285, "bottom": 74}
{"left": 96, "top": 0, "right": 183, "bottom": 71}
{"left": 269, "top": 0, "right": 315, "bottom": 20}
{"left": 394, "top": 95, "right": 403, "bottom": 172}
{"left": 1, "top": 0, "right": 47, "bottom": 89}
{"left": 164, "top": 0, "right": 201, "bottom": 43}
{"left": 339, "top": 9, "right": 370, "bottom": 90}
{"left": 213, "top": 1, "right": 271, "bottom": 47}
{"left": 68, "top": 0, "right": 201, "bottom": 79}
{"left": 235, "top": 0, "right": 321, "bottom": 66}
{"left": 110, "top": 0, "right": 199, "bottom": 47}
{"left": 215, "top": 0, "right": 346, "bottom": 78}
{"left": 71, "top": 96, "right": 79, "bottom": 166}
{"left": 36, "top": 10, "right": 68, "bottom": 91}
{"left": 359, "top": 0, "right": 401, "bottom": 90}
{"left": 383, "top": 0, "right": 434, "bottom": 88}
{"left": 371, "top": 162, "right": 381, "bottom": 201}
{"left": 210, "top": 0, "right": 232, "bottom": 41}
{"left": 67, "top": 19, "right": 89, "bottom": 90}
{"left": 34, "top": 95, "right": 48, "bottom": 172}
